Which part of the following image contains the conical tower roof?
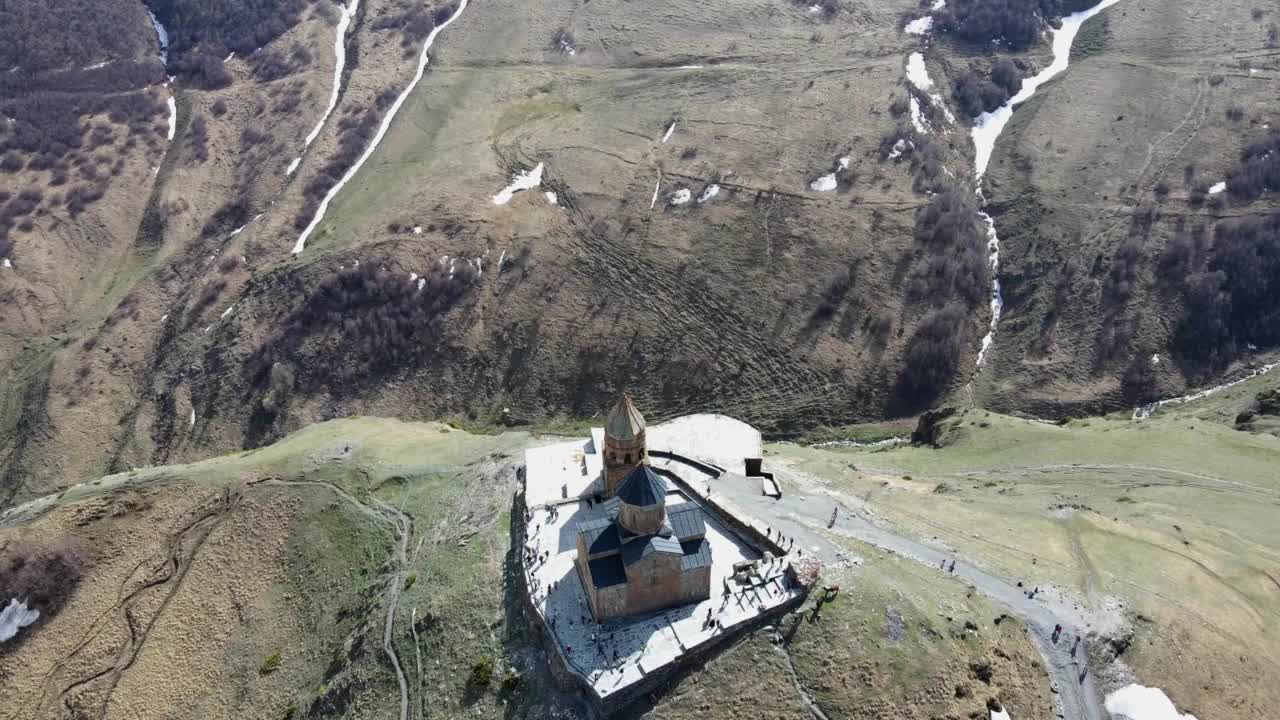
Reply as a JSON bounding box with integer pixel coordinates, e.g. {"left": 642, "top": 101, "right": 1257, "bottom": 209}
{"left": 605, "top": 393, "right": 646, "bottom": 441}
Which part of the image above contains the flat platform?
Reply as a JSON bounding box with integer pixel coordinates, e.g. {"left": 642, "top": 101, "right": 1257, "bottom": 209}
{"left": 520, "top": 488, "right": 800, "bottom": 701}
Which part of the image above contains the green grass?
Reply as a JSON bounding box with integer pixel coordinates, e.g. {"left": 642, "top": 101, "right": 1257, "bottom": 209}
{"left": 792, "top": 419, "right": 915, "bottom": 446}
{"left": 793, "top": 404, "right": 1280, "bottom": 489}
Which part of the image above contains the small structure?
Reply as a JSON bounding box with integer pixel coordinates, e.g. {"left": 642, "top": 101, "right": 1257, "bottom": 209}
{"left": 601, "top": 394, "right": 648, "bottom": 497}
{"left": 575, "top": 464, "right": 712, "bottom": 620}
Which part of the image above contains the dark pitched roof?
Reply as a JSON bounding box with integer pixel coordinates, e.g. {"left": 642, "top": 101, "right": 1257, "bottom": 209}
{"left": 605, "top": 394, "right": 646, "bottom": 441}
{"left": 616, "top": 465, "right": 666, "bottom": 507}
{"left": 621, "top": 534, "right": 683, "bottom": 567}
{"left": 588, "top": 556, "right": 628, "bottom": 588}
{"left": 680, "top": 538, "right": 712, "bottom": 571}
{"left": 667, "top": 504, "right": 705, "bottom": 541}
{"left": 577, "top": 517, "right": 620, "bottom": 556}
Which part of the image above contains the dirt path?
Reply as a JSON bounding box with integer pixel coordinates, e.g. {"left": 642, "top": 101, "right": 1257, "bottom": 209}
{"left": 253, "top": 479, "right": 413, "bottom": 720}
{"left": 713, "top": 474, "right": 1104, "bottom": 720}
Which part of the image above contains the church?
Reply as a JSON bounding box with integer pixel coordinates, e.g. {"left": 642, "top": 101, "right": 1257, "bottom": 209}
{"left": 573, "top": 394, "right": 713, "bottom": 621}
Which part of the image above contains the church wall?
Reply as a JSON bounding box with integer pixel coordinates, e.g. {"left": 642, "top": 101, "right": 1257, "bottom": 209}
{"left": 619, "top": 503, "right": 665, "bottom": 535}
{"left": 594, "top": 583, "right": 631, "bottom": 619}
{"left": 622, "top": 554, "right": 683, "bottom": 616}
{"left": 678, "top": 567, "right": 711, "bottom": 604}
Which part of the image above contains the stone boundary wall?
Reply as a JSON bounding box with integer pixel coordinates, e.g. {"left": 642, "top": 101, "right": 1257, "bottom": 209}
{"left": 509, "top": 484, "right": 599, "bottom": 697}
{"left": 649, "top": 449, "right": 724, "bottom": 478}
{"left": 650, "top": 450, "right": 787, "bottom": 559}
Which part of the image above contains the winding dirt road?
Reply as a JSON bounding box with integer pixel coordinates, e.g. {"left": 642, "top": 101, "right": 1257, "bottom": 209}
{"left": 713, "top": 473, "right": 1103, "bottom": 720}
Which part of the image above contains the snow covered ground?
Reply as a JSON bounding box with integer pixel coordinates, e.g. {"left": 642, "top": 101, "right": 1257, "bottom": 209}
{"left": 1104, "top": 685, "right": 1197, "bottom": 720}
{"left": 904, "top": 16, "right": 934, "bottom": 35}
{"left": 0, "top": 599, "right": 39, "bottom": 644}
{"left": 165, "top": 96, "right": 177, "bottom": 141}
{"left": 492, "top": 163, "right": 545, "bottom": 205}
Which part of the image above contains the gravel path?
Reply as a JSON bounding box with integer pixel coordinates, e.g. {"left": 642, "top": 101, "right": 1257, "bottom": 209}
{"left": 716, "top": 475, "right": 1102, "bottom": 720}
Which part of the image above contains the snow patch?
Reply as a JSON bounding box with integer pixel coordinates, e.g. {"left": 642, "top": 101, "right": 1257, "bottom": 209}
{"left": 302, "top": 0, "right": 360, "bottom": 152}
{"left": 0, "top": 599, "right": 40, "bottom": 643}
{"left": 811, "top": 156, "right": 849, "bottom": 191}
{"left": 887, "top": 138, "right": 911, "bottom": 160}
{"left": 492, "top": 163, "right": 545, "bottom": 205}
{"left": 906, "top": 52, "right": 933, "bottom": 91}
{"left": 904, "top": 16, "right": 934, "bottom": 35}
{"left": 974, "top": 212, "right": 1003, "bottom": 368}
{"left": 810, "top": 173, "right": 838, "bottom": 192}
{"left": 675, "top": 64, "right": 704, "bottom": 70}
{"left": 909, "top": 95, "right": 930, "bottom": 134}
{"left": 1104, "top": 685, "right": 1197, "bottom": 720}
{"left": 931, "top": 0, "right": 947, "bottom": 9}
{"left": 662, "top": 121, "right": 676, "bottom": 144}
{"left": 669, "top": 188, "right": 692, "bottom": 205}
{"left": 650, "top": 180, "right": 661, "bottom": 209}
{"left": 544, "top": 190, "right": 558, "bottom": 205}
{"left": 220, "top": 304, "right": 236, "bottom": 320}
{"left": 1207, "top": 181, "right": 1226, "bottom": 195}
{"left": 146, "top": 9, "right": 170, "bottom": 65}
{"left": 189, "top": 407, "right": 196, "bottom": 429}
{"left": 165, "top": 96, "right": 177, "bottom": 141}
{"left": 989, "top": 709, "right": 1011, "bottom": 720}
{"left": 229, "top": 224, "right": 246, "bottom": 237}
{"left": 292, "top": 0, "right": 470, "bottom": 255}
{"left": 1133, "top": 361, "right": 1279, "bottom": 419}
{"left": 84, "top": 61, "right": 111, "bottom": 71}
{"left": 1, "top": 258, "right": 11, "bottom": 269}
{"left": 412, "top": 225, "right": 423, "bottom": 234}
{"left": 285, "top": 157, "right": 302, "bottom": 176}
{"left": 697, "top": 184, "right": 720, "bottom": 203}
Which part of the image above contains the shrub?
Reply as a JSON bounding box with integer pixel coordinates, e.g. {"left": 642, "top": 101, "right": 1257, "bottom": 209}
{"left": 188, "top": 113, "right": 209, "bottom": 163}
{"left": 467, "top": 656, "right": 494, "bottom": 691}
{"left": 1224, "top": 129, "right": 1280, "bottom": 204}
{"left": 909, "top": 189, "right": 988, "bottom": 308}
{"left": 247, "top": 261, "right": 478, "bottom": 390}
{"left": 147, "top": 0, "right": 309, "bottom": 79}
{"left": 1174, "top": 213, "right": 1280, "bottom": 369}
{"left": 0, "top": 539, "right": 86, "bottom": 628}
{"left": 210, "top": 99, "right": 229, "bottom": 117}
{"left": 894, "top": 304, "right": 968, "bottom": 413}
{"left": 1120, "top": 350, "right": 1158, "bottom": 405}
{"left": 936, "top": 0, "right": 1092, "bottom": 51}
{"left": 294, "top": 106, "right": 381, "bottom": 230}
{"left": 259, "top": 651, "right": 282, "bottom": 675}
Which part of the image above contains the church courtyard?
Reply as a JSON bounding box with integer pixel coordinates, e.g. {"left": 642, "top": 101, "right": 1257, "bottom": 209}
{"left": 519, "top": 412, "right": 810, "bottom": 704}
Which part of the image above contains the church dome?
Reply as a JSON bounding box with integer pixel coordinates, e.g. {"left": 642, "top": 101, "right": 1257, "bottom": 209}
{"left": 605, "top": 393, "right": 646, "bottom": 442}
{"left": 616, "top": 465, "right": 665, "bottom": 508}
{"left": 615, "top": 465, "right": 667, "bottom": 535}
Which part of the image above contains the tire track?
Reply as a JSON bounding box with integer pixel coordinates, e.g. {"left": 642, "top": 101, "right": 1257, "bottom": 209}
{"left": 8, "top": 489, "right": 239, "bottom": 720}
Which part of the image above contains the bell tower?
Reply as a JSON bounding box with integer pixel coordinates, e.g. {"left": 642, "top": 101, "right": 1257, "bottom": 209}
{"left": 602, "top": 393, "right": 647, "bottom": 497}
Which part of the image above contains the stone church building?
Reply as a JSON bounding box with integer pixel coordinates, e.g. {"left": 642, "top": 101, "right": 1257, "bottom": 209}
{"left": 575, "top": 395, "right": 713, "bottom": 621}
